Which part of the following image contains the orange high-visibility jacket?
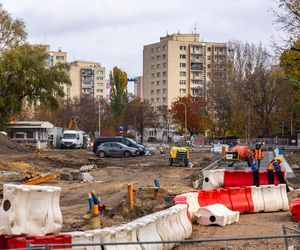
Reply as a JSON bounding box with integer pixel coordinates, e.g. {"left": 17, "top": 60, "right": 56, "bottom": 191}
{"left": 253, "top": 149, "right": 264, "bottom": 160}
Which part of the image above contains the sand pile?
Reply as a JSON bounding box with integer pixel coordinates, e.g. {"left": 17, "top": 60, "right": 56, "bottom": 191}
{"left": 0, "top": 134, "right": 28, "bottom": 154}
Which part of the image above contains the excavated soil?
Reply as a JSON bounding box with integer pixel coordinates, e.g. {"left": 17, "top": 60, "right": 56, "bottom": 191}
{"left": 1, "top": 147, "right": 300, "bottom": 249}
{"left": 0, "top": 134, "right": 29, "bottom": 154}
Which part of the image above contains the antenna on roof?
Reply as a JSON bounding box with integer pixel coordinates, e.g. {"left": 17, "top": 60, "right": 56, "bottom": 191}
{"left": 193, "top": 23, "right": 197, "bottom": 34}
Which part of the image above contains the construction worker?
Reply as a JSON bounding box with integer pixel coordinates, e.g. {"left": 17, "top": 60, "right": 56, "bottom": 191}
{"left": 267, "top": 156, "right": 284, "bottom": 171}
{"left": 253, "top": 142, "right": 264, "bottom": 170}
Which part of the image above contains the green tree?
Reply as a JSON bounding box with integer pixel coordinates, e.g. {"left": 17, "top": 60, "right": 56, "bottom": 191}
{"left": 0, "top": 4, "right": 27, "bottom": 52}
{"left": 109, "top": 66, "right": 128, "bottom": 117}
{"left": 0, "top": 45, "right": 71, "bottom": 126}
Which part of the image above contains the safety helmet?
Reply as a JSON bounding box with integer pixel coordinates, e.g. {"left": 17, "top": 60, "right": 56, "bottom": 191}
{"left": 274, "top": 156, "right": 283, "bottom": 162}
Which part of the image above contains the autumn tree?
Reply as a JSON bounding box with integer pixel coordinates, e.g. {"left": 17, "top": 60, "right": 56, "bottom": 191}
{"left": 170, "top": 95, "right": 209, "bottom": 136}
{"left": 121, "top": 98, "right": 156, "bottom": 142}
{"left": 0, "top": 4, "right": 27, "bottom": 52}
{"left": 109, "top": 66, "right": 128, "bottom": 117}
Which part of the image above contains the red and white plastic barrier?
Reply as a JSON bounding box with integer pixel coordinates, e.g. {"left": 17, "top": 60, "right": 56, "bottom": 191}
{"left": 202, "top": 169, "right": 286, "bottom": 190}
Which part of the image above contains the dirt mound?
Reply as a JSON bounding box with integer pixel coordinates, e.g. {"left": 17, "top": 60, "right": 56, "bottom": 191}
{"left": 0, "top": 161, "right": 34, "bottom": 172}
{"left": 0, "top": 134, "right": 28, "bottom": 154}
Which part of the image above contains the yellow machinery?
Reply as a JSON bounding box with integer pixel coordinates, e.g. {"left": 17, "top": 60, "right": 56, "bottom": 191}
{"left": 169, "top": 147, "right": 190, "bottom": 167}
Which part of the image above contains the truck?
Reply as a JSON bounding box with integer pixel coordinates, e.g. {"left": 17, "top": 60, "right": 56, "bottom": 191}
{"left": 60, "top": 130, "right": 84, "bottom": 149}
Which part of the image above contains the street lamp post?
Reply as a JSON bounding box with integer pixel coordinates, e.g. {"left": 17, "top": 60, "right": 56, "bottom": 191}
{"left": 98, "top": 99, "right": 101, "bottom": 137}
{"left": 178, "top": 102, "right": 187, "bottom": 136}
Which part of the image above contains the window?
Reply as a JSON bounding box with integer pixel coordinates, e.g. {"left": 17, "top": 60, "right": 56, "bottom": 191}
{"left": 180, "top": 63, "right": 186, "bottom": 68}
{"left": 151, "top": 73, "right": 154, "bottom": 78}
{"left": 163, "top": 54, "right": 166, "bottom": 59}
{"left": 162, "top": 45, "right": 167, "bottom": 51}
{"left": 180, "top": 54, "right": 186, "bottom": 59}
{"left": 97, "top": 83, "right": 103, "bottom": 87}
{"left": 26, "top": 130, "right": 34, "bottom": 139}
{"left": 163, "top": 80, "right": 167, "bottom": 84}
{"left": 157, "top": 47, "right": 161, "bottom": 52}
{"left": 151, "top": 81, "right": 154, "bottom": 85}
{"left": 157, "top": 55, "right": 161, "bottom": 60}
{"left": 207, "top": 64, "right": 211, "bottom": 69}
{"left": 163, "top": 71, "right": 167, "bottom": 77}
{"left": 157, "top": 98, "right": 160, "bottom": 102}
{"left": 207, "top": 47, "right": 211, "bottom": 51}
{"left": 180, "top": 71, "right": 186, "bottom": 76}
{"left": 157, "top": 72, "right": 161, "bottom": 77}
{"left": 157, "top": 89, "right": 160, "bottom": 94}
{"left": 207, "top": 72, "right": 212, "bottom": 77}
{"left": 151, "top": 48, "right": 154, "bottom": 53}
{"left": 56, "top": 56, "right": 64, "bottom": 60}
{"left": 180, "top": 46, "right": 187, "bottom": 51}
{"left": 151, "top": 90, "right": 154, "bottom": 95}
{"left": 163, "top": 63, "right": 167, "bottom": 68}
{"left": 151, "top": 65, "right": 154, "bottom": 70}
{"left": 157, "top": 64, "right": 160, "bottom": 69}
{"left": 207, "top": 56, "right": 211, "bottom": 60}
{"left": 163, "top": 88, "right": 167, "bottom": 94}
{"left": 97, "top": 70, "right": 104, "bottom": 74}
{"left": 180, "top": 80, "right": 186, "bottom": 85}
{"left": 163, "top": 97, "right": 167, "bottom": 102}
{"left": 157, "top": 81, "right": 160, "bottom": 85}
{"left": 96, "top": 76, "right": 103, "bottom": 80}
{"left": 151, "top": 98, "right": 154, "bottom": 103}
{"left": 180, "top": 88, "right": 186, "bottom": 94}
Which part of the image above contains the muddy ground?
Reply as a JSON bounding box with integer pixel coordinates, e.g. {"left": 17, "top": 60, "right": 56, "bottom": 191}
{"left": 1, "top": 143, "right": 300, "bottom": 250}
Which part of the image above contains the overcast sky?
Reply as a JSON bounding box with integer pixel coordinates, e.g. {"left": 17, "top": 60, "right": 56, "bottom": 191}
{"left": 2, "top": 0, "right": 280, "bottom": 80}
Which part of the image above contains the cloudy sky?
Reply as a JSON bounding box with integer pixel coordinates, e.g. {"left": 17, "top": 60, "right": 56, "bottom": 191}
{"left": 2, "top": 0, "right": 280, "bottom": 80}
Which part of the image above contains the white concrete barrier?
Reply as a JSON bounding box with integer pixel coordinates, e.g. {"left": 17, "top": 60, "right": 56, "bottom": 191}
{"left": 261, "top": 185, "right": 286, "bottom": 212}
{"left": 196, "top": 204, "right": 239, "bottom": 226}
{"left": 279, "top": 184, "right": 289, "bottom": 211}
{"left": 172, "top": 204, "right": 192, "bottom": 239}
{"left": 134, "top": 218, "right": 163, "bottom": 250}
{"left": 251, "top": 186, "right": 265, "bottom": 213}
{"left": 202, "top": 169, "right": 225, "bottom": 190}
{"left": 0, "top": 184, "right": 62, "bottom": 236}
{"left": 178, "top": 192, "right": 200, "bottom": 222}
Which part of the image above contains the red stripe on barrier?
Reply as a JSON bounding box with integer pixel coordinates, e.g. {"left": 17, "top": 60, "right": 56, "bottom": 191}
{"left": 216, "top": 188, "right": 233, "bottom": 210}
{"left": 228, "top": 187, "right": 250, "bottom": 213}
{"left": 6, "top": 235, "right": 72, "bottom": 249}
{"left": 224, "top": 170, "right": 253, "bottom": 188}
{"left": 197, "top": 191, "right": 208, "bottom": 207}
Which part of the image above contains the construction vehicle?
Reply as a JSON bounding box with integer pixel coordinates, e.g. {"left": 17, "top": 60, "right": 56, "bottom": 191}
{"left": 169, "top": 147, "right": 190, "bottom": 167}
{"left": 225, "top": 145, "right": 252, "bottom": 167}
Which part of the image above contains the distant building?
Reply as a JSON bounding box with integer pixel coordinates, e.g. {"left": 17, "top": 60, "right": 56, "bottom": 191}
{"left": 67, "top": 60, "right": 106, "bottom": 99}
{"left": 105, "top": 80, "right": 111, "bottom": 102}
{"left": 7, "top": 121, "right": 55, "bottom": 149}
{"left": 143, "top": 33, "right": 227, "bottom": 110}
{"left": 33, "top": 44, "right": 67, "bottom": 66}
{"left": 134, "top": 76, "right": 143, "bottom": 99}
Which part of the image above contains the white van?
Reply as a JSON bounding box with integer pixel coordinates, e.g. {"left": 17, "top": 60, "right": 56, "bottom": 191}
{"left": 60, "top": 130, "right": 84, "bottom": 149}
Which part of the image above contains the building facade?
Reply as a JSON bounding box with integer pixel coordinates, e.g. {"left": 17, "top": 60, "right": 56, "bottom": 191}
{"left": 68, "top": 61, "right": 106, "bottom": 99}
{"left": 134, "top": 76, "right": 143, "bottom": 99}
{"left": 143, "top": 33, "right": 227, "bottom": 110}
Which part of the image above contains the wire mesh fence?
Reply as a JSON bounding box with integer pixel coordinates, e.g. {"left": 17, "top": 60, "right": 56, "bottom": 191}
{"left": 283, "top": 223, "right": 300, "bottom": 250}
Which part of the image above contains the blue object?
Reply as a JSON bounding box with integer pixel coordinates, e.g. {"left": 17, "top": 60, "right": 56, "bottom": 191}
{"left": 278, "top": 148, "right": 283, "bottom": 155}
{"left": 251, "top": 164, "right": 258, "bottom": 171}
{"left": 273, "top": 161, "right": 281, "bottom": 170}
{"left": 91, "top": 192, "right": 100, "bottom": 205}
{"left": 88, "top": 197, "right": 93, "bottom": 211}
{"left": 154, "top": 177, "right": 160, "bottom": 189}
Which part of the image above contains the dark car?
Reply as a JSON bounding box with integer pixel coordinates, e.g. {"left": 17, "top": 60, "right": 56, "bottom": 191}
{"left": 96, "top": 142, "right": 138, "bottom": 158}
{"left": 93, "top": 137, "right": 145, "bottom": 155}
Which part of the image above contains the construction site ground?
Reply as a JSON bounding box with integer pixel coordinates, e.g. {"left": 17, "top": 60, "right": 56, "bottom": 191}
{"left": 1, "top": 138, "right": 300, "bottom": 249}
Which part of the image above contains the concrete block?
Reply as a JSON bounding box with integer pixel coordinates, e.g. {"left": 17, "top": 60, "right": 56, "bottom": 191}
{"left": 60, "top": 172, "right": 73, "bottom": 181}
{"left": 81, "top": 172, "right": 93, "bottom": 182}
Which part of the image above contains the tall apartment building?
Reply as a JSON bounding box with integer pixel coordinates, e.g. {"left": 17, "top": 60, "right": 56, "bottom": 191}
{"left": 143, "top": 33, "right": 226, "bottom": 110}
{"left": 48, "top": 47, "right": 67, "bottom": 66}
{"left": 134, "top": 76, "right": 143, "bottom": 99}
{"left": 67, "top": 61, "right": 106, "bottom": 99}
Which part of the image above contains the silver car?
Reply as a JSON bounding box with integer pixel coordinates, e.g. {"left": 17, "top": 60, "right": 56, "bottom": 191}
{"left": 96, "top": 142, "right": 139, "bottom": 158}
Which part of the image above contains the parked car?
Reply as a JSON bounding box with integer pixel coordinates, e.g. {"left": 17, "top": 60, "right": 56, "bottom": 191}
{"left": 147, "top": 137, "right": 158, "bottom": 143}
{"left": 96, "top": 142, "right": 139, "bottom": 158}
{"left": 93, "top": 137, "right": 146, "bottom": 155}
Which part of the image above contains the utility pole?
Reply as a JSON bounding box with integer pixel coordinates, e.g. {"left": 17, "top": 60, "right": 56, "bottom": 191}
{"left": 98, "top": 99, "right": 101, "bottom": 137}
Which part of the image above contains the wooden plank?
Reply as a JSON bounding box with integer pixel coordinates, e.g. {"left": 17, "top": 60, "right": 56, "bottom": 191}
{"left": 24, "top": 172, "right": 60, "bottom": 185}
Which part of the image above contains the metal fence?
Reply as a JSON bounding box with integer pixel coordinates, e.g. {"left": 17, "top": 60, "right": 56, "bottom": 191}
{"left": 16, "top": 227, "right": 300, "bottom": 250}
